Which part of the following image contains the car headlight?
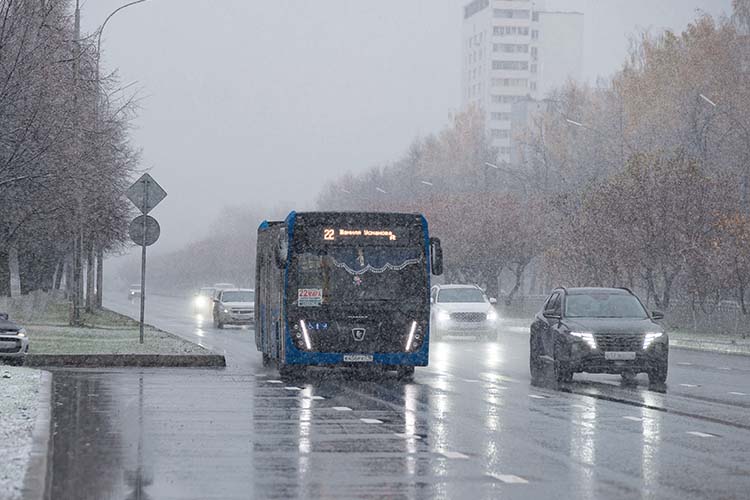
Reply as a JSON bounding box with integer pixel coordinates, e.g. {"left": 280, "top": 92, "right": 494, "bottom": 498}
{"left": 569, "top": 331, "right": 597, "bottom": 349}
{"left": 643, "top": 332, "right": 663, "bottom": 349}
{"left": 17, "top": 328, "right": 26, "bottom": 338}
{"left": 487, "top": 309, "right": 498, "bottom": 322}
{"left": 223, "top": 308, "right": 229, "bottom": 313}
{"left": 437, "top": 310, "right": 450, "bottom": 322}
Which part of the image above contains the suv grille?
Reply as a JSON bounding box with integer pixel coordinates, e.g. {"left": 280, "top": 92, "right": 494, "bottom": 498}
{"left": 594, "top": 333, "right": 645, "bottom": 351}
{"left": 0, "top": 339, "right": 21, "bottom": 353}
{"left": 450, "top": 312, "right": 487, "bottom": 323}
{"left": 231, "top": 308, "right": 253, "bottom": 314}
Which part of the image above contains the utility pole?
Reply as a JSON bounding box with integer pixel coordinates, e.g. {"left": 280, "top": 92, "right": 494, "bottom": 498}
{"left": 71, "top": 0, "right": 83, "bottom": 325}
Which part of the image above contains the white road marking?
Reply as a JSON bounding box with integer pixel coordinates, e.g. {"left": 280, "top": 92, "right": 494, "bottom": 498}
{"left": 311, "top": 395, "right": 325, "bottom": 400}
{"left": 529, "top": 394, "right": 548, "bottom": 399}
{"left": 686, "top": 431, "right": 717, "bottom": 438}
{"left": 360, "top": 418, "right": 383, "bottom": 424}
{"left": 254, "top": 373, "right": 268, "bottom": 377}
{"left": 332, "top": 406, "right": 352, "bottom": 411}
{"left": 394, "top": 433, "right": 422, "bottom": 439}
{"left": 284, "top": 386, "right": 302, "bottom": 391}
{"left": 488, "top": 473, "right": 529, "bottom": 484}
{"left": 464, "top": 379, "right": 480, "bottom": 383}
{"left": 718, "top": 367, "right": 732, "bottom": 371}
{"left": 680, "top": 384, "right": 699, "bottom": 388}
{"left": 677, "top": 362, "right": 693, "bottom": 366}
{"left": 623, "top": 416, "right": 643, "bottom": 422}
{"left": 267, "top": 380, "right": 283, "bottom": 384}
{"left": 729, "top": 391, "right": 747, "bottom": 396}
{"left": 439, "top": 451, "right": 469, "bottom": 459}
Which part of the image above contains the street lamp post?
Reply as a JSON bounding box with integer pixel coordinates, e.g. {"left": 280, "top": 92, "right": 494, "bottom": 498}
{"left": 90, "top": 0, "right": 149, "bottom": 309}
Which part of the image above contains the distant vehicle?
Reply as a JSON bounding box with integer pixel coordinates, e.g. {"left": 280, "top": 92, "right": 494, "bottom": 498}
{"left": 530, "top": 287, "right": 668, "bottom": 384}
{"left": 430, "top": 284, "right": 499, "bottom": 340}
{"left": 193, "top": 286, "right": 216, "bottom": 314}
{"left": 213, "top": 288, "right": 255, "bottom": 328}
{"left": 213, "top": 283, "right": 237, "bottom": 291}
{"left": 128, "top": 284, "right": 141, "bottom": 302}
{"left": 0, "top": 313, "right": 29, "bottom": 365}
{"left": 255, "top": 211, "right": 443, "bottom": 378}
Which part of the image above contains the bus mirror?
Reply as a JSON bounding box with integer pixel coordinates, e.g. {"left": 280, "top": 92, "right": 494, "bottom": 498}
{"left": 430, "top": 237, "right": 443, "bottom": 276}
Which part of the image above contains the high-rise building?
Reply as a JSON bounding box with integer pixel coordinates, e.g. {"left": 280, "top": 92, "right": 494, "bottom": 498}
{"left": 461, "top": 0, "right": 583, "bottom": 162}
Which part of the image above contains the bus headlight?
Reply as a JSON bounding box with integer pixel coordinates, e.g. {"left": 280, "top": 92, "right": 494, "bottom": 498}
{"left": 405, "top": 321, "right": 418, "bottom": 351}
{"left": 299, "top": 320, "right": 312, "bottom": 350}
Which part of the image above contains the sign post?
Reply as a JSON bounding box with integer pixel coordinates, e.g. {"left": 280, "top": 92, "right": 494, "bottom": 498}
{"left": 126, "top": 173, "right": 167, "bottom": 344}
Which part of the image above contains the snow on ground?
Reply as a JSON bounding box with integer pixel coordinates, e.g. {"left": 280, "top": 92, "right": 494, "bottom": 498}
{"left": 0, "top": 366, "right": 42, "bottom": 500}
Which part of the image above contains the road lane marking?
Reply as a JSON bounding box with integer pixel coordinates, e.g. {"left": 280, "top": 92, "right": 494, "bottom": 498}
{"left": 488, "top": 473, "right": 529, "bottom": 484}
{"left": 284, "top": 386, "right": 302, "bottom": 391}
{"left": 529, "top": 394, "right": 548, "bottom": 399}
{"left": 360, "top": 418, "right": 383, "bottom": 424}
{"left": 729, "top": 392, "right": 747, "bottom": 396}
{"left": 680, "top": 384, "right": 699, "bottom": 388}
{"left": 332, "top": 406, "right": 352, "bottom": 411}
{"left": 623, "top": 416, "right": 643, "bottom": 422}
{"left": 677, "top": 362, "right": 693, "bottom": 366}
{"left": 463, "top": 379, "right": 480, "bottom": 383}
{"left": 718, "top": 367, "right": 732, "bottom": 371}
{"left": 311, "top": 395, "right": 325, "bottom": 400}
{"left": 439, "top": 451, "right": 469, "bottom": 459}
{"left": 267, "top": 380, "right": 283, "bottom": 384}
{"left": 394, "top": 433, "right": 422, "bottom": 439}
{"left": 254, "top": 373, "right": 268, "bottom": 377}
{"left": 686, "top": 431, "right": 717, "bottom": 438}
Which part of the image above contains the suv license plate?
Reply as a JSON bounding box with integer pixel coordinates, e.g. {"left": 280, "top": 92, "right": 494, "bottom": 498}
{"left": 605, "top": 351, "right": 636, "bottom": 361}
{"left": 343, "top": 354, "right": 373, "bottom": 363}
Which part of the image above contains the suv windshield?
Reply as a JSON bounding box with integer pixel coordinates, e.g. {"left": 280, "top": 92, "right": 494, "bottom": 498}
{"left": 565, "top": 293, "right": 648, "bottom": 318}
{"left": 438, "top": 288, "right": 486, "bottom": 303}
{"left": 221, "top": 291, "right": 254, "bottom": 303}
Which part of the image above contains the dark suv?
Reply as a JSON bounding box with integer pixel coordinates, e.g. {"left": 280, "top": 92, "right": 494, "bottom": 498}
{"left": 530, "top": 287, "right": 668, "bottom": 384}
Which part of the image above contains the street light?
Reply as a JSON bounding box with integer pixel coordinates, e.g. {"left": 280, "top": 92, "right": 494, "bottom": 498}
{"left": 375, "top": 187, "right": 387, "bottom": 194}
{"left": 420, "top": 180, "right": 434, "bottom": 186}
{"left": 699, "top": 93, "right": 717, "bottom": 108}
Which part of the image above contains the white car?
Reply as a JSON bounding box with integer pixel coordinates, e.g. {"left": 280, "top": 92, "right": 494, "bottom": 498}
{"left": 213, "top": 288, "right": 255, "bottom": 329}
{"left": 430, "top": 284, "right": 499, "bottom": 340}
{"left": 0, "top": 313, "right": 29, "bottom": 365}
{"left": 192, "top": 286, "right": 216, "bottom": 314}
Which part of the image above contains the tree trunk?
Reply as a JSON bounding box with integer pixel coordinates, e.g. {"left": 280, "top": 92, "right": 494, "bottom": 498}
{"left": 54, "top": 259, "right": 65, "bottom": 290}
{"left": 8, "top": 245, "right": 21, "bottom": 297}
{"left": 505, "top": 261, "right": 527, "bottom": 306}
{"left": 96, "top": 247, "right": 103, "bottom": 308}
{"left": 85, "top": 242, "right": 95, "bottom": 313}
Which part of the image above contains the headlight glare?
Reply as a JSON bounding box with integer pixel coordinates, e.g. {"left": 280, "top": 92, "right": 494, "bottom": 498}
{"left": 643, "top": 332, "right": 663, "bottom": 349}
{"left": 569, "top": 331, "right": 597, "bottom": 349}
{"left": 437, "top": 310, "right": 450, "bottom": 322}
{"left": 487, "top": 309, "right": 498, "bottom": 322}
{"left": 17, "top": 328, "right": 26, "bottom": 338}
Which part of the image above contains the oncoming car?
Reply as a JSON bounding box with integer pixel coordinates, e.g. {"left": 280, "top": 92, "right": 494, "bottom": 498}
{"left": 213, "top": 288, "right": 255, "bottom": 328}
{"left": 128, "top": 283, "right": 141, "bottom": 302}
{"left": 0, "top": 313, "right": 29, "bottom": 365}
{"left": 193, "top": 286, "right": 216, "bottom": 314}
{"left": 530, "top": 287, "right": 668, "bottom": 384}
{"left": 430, "top": 284, "right": 499, "bottom": 340}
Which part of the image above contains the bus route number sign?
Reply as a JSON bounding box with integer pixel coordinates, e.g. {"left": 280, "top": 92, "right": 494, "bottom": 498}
{"left": 298, "top": 288, "right": 323, "bottom": 307}
{"left": 324, "top": 228, "right": 397, "bottom": 242}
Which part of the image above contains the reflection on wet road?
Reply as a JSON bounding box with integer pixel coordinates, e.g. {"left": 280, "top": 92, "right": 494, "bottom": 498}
{"left": 48, "top": 295, "right": 750, "bottom": 499}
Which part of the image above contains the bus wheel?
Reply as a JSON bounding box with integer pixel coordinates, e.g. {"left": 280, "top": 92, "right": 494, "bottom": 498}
{"left": 396, "top": 366, "right": 415, "bottom": 380}
{"left": 262, "top": 353, "right": 271, "bottom": 367}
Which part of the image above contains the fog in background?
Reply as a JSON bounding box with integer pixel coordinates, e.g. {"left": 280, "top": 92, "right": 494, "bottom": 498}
{"left": 81, "top": 0, "right": 732, "bottom": 265}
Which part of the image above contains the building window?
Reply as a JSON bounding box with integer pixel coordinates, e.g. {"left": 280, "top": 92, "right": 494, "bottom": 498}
{"left": 492, "top": 60, "right": 529, "bottom": 71}
{"left": 531, "top": 47, "right": 538, "bottom": 60}
{"left": 493, "top": 43, "right": 529, "bottom": 53}
{"left": 530, "top": 63, "right": 537, "bottom": 74}
{"left": 493, "top": 26, "right": 530, "bottom": 37}
{"left": 530, "top": 81, "right": 537, "bottom": 91}
{"left": 532, "top": 12, "right": 540, "bottom": 21}
{"left": 493, "top": 9, "right": 530, "bottom": 19}
{"left": 491, "top": 95, "right": 525, "bottom": 104}
{"left": 531, "top": 30, "right": 539, "bottom": 40}
{"left": 500, "top": 147, "right": 512, "bottom": 155}
{"left": 491, "top": 129, "right": 511, "bottom": 139}
{"left": 491, "top": 112, "right": 512, "bottom": 121}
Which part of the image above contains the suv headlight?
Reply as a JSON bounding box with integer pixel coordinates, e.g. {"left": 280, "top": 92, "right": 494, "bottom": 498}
{"left": 569, "top": 331, "right": 597, "bottom": 349}
{"left": 643, "top": 332, "right": 663, "bottom": 349}
{"left": 487, "top": 309, "right": 498, "bottom": 322}
{"left": 437, "top": 310, "right": 450, "bottom": 323}
{"left": 17, "top": 328, "right": 26, "bottom": 338}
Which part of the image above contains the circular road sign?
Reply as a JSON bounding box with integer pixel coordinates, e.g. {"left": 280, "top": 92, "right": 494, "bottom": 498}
{"left": 129, "top": 215, "right": 160, "bottom": 247}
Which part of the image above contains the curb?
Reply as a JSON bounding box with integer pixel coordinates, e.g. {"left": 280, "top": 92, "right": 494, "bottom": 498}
{"left": 21, "top": 370, "right": 53, "bottom": 500}
{"left": 24, "top": 353, "right": 226, "bottom": 368}
{"left": 670, "top": 339, "right": 750, "bottom": 357}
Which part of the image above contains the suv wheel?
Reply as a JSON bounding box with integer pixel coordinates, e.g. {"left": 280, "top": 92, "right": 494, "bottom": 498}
{"left": 553, "top": 341, "right": 573, "bottom": 383}
{"left": 647, "top": 359, "right": 668, "bottom": 384}
{"left": 529, "top": 333, "right": 541, "bottom": 383}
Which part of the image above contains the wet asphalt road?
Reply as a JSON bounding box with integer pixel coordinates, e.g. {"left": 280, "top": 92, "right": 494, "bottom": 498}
{"left": 47, "top": 294, "right": 750, "bottom": 499}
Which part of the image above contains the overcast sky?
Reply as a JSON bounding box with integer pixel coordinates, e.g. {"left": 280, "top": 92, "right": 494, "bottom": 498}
{"left": 81, "top": 0, "right": 733, "bottom": 255}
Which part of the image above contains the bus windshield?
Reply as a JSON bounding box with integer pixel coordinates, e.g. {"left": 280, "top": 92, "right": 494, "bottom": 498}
{"left": 291, "top": 246, "right": 425, "bottom": 305}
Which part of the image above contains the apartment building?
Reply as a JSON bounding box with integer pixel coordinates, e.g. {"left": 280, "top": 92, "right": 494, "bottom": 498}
{"left": 461, "top": 0, "right": 583, "bottom": 162}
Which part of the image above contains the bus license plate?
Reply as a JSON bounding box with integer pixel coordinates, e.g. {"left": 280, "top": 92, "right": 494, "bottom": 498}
{"left": 605, "top": 351, "right": 636, "bottom": 361}
{"left": 343, "top": 354, "right": 373, "bottom": 363}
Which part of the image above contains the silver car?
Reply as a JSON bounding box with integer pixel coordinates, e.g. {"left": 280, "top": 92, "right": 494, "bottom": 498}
{"left": 430, "top": 284, "right": 499, "bottom": 340}
{"left": 213, "top": 289, "right": 255, "bottom": 328}
{"left": 0, "top": 313, "right": 29, "bottom": 364}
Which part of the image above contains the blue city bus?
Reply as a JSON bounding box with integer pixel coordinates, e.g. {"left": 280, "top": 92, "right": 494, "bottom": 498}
{"left": 255, "top": 211, "right": 443, "bottom": 378}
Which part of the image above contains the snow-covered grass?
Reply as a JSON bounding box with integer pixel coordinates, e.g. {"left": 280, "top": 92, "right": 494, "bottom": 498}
{"left": 0, "top": 366, "right": 42, "bottom": 500}
{"left": 26, "top": 324, "right": 210, "bottom": 355}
